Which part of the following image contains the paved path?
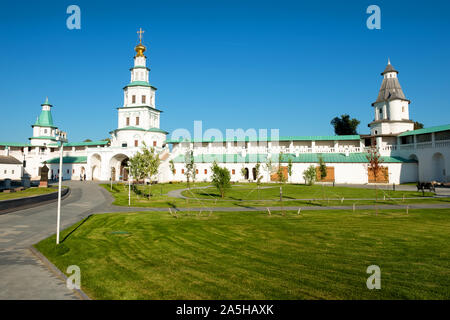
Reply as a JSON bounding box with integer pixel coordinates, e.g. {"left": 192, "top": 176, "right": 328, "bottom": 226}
{"left": 0, "top": 181, "right": 113, "bottom": 300}
{"left": 1, "top": 181, "right": 450, "bottom": 299}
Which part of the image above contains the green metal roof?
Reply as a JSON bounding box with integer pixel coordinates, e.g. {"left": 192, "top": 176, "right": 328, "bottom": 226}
{"left": 41, "top": 97, "right": 52, "bottom": 106}
{"left": 112, "top": 126, "right": 168, "bottom": 134}
{"left": 0, "top": 142, "right": 32, "bottom": 147}
{"left": 123, "top": 81, "right": 157, "bottom": 90}
{"left": 166, "top": 135, "right": 361, "bottom": 143}
{"left": 29, "top": 136, "right": 57, "bottom": 141}
{"left": 171, "top": 153, "right": 416, "bottom": 164}
{"left": 398, "top": 124, "right": 450, "bottom": 137}
{"left": 47, "top": 140, "right": 109, "bottom": 147}
{"left": 34, "top": 110, "right": 55, "bottom": 127}
{"left": 45, "top": 156, "right": 87, "bottom": 164}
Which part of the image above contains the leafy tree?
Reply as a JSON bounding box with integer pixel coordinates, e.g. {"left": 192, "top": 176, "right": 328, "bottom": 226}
{"left": 303, "top": 165, "right": 316, "bottom": 186}
{"left": 254, "top": 161, "right": 262, "bottom": 199}
{"left": 128, "top": 152, "right": 146, "bottom": 183}
{"left": 142, "top": 144, "right": 161, "bottom": 199}
{"left": 241, "top": 166, "right": 248, "bottom": 181}
{"left": 276, "top": 152, "right": 287, "bottom": 184}
{"left": 210, "top": 161, "right": 231, "bottom": 198}
{"left": 318, "top": 155, "right": 327, "bottom": 200}
{"left": 414, "top": 121, "right": 424, "bottom": 130}
{"left": 264, "top": 157, "right": 273, "bottom": 183}
{"left": 83, "top": 139, "right": 92, "bottom": 142}
{"left": 184, "top": 150, "right": 196, "bottom": 189}
{"left": 330, "top": 114, "right": 360, "bottom": 135}
{"left": 366, "top": 141, "right": 385, "bottom": 215}
{"left": 169, "top": 159, "right": 175, "bottom": 176}
{"left": 287, "top": 157, "right": 293, "bottom": 183}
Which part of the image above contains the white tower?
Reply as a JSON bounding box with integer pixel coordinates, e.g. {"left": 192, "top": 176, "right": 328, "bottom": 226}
{"left": 110, "top": 29, "right": 168, "bottom": 149}
{"left": 29, "top": 97, "right": 59, "bottom": 146}
{"left": 369, "top": 60, "right": 414, "bottom": 139}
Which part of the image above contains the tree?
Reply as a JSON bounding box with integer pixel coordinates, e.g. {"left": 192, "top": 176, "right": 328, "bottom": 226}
{"left": 141, "top": 144, "right": 161, "bottom": 199}
{"left": 83, "top": 139, "right": 92, "bottom": 142}
{"left": 169, "top": 159, "right": 175, "bottom": 177}
{"left": 241, "top": 166, "right": 247, "bottom": 181}
{"left": 318, "top": 155, "right": 327, "bottom": 200}
{"left": 366, "top": 141, "right": 385, "bottom": 215}
{"left": 184, "top": 150, "right": 196, "bottom": 189}
{"left": 330, "top": 114, "right": 360, "bottom": 135}
{"left": 102, "top": 138, "right": 111, "bottom": 144}
{"left": 254, "top": 161, "right": 262, "bottom": 199}
{"left": 287, "top": 157, "right": 293, "bottom": 183}
{"left": 414, "top": 121, "right": 424, "bottom": 130}
{"left": 303, "top": 165, "right": 316, "bottom": 186}
{"left": 211, "top": 161, "right": 231, "bottom": 198}
{"left": 128, "top": 152, "right": 146, "bottom": 183}
{"left": 264, "top": 157, "right": 273, "bottom": 183}
{"left": 276, "top": 152, "right": 287, "bottom": 184}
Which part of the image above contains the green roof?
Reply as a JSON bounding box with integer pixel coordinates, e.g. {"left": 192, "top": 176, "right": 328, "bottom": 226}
{"left": 45, "top": 156, "right": 87, "bottom": 164}
{"left": 29, "top": 136, "right": 57, "bottom": 141}
{"left": 166, "top": 135, "right": 361, "bottom": 143}
{"left": 112, "top": 126, "right": 168, "bottom": 134}
{"left": 130, "top": 66, "right": 150, "bottom": 70}
{"left": 0, "top": 142, "right": 32, "bottom": 147}
{"left": 171, "top": 153, "right": 416, "bottom": 164}
{"left": 34, "top": 110, "right": 55, "bottom": 127}
{"left": 398, "top": 124, "right": 450, "bottom": 137}
{"left": 123, "top": 81, "right": 157, "bottom": 90}
{"left": 41, "top": 97, "right": 52, "bottom": 106}
{"left": 47, "top": 140, "right": 109, "bottom": 147}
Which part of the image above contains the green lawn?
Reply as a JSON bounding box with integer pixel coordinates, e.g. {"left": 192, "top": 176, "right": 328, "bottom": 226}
{"left": 102, "top": 182, "right": 440, "bottom": 208}
{"left": 0, "top": 187, "right": 56, "bottom": 201}
{"left": 35, "top": 209, "right": 450, "bottom": 299}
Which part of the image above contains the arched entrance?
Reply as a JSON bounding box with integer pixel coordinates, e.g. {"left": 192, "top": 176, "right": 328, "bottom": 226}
{"left": 244, "top": 167, "right": 249, "bottom": 180}
{"left": 432, "top": 153, "right": 445, "bottom": 182}
{"left": 109, "top": 154, "right": 130, "bottom": 181}
{"left": 90, "top": 154, "right": 102, "bottom": 180}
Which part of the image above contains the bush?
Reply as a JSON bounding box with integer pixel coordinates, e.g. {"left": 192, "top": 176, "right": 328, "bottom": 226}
{"left": 303, "top": 165, "right": 316, "bottom": 186}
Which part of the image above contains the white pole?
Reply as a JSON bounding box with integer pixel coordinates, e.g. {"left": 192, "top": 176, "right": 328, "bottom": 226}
{"left": 56, "top": 141, "right": 63, "bottom": 244}
{"left": 128, "top": 167, "right": 131, "bottom": 206}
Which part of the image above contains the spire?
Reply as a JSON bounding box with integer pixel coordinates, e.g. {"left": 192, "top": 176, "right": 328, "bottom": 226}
{"left": 373, "top": 61, "right": 409, "bottom": 105}
{"left": 381, "top": 59, "right": 398, "bottom": 75}
{"left": 41, "top": 96, "right": 52, "bottom": 107}
{"left": 134, "top": 28, "right": 146, "bottom": 57}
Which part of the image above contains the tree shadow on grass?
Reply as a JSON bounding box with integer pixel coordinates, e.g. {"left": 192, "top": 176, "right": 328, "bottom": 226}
{"left": 61, "top": 215, "right": 92, "bottom": 243}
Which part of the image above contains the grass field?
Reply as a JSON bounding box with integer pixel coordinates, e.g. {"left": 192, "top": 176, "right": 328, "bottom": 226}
{"left": 0, "top": 187, "right": 56, "bottom": 201}
{"left": 35, "top": 209, "right": 450, "bottom": 299}
{"left": 102, "top": 182, "right": 440, "bottom": 208}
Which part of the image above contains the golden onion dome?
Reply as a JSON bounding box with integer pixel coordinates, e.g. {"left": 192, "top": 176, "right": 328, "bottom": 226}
{"left": 135, "top": 43, "right": 146, "bottom": 57}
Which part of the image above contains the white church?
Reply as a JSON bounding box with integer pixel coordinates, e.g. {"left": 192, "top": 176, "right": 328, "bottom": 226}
{"left": 1, "top": 32, "right": 449, "bottom": 185}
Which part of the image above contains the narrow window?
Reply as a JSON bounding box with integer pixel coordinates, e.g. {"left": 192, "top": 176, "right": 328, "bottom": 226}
{"left": 136, "top": 117, "right": 140, "bottom": 125}
{"left": 132, "top": 95, "right": 136, "bottom": 103}
{"left": 142, "top": 95, "right": 146, "bottom": 104}
{"left": 174, "top": 169, "right": 176, "bottom": 174}
{"left": 232, "top": 169, "right": 235, "bottom": 175}
{"left": 402, "top": 106, "right": 405, "bottom": 112}
{"left": 12, "top": 170, "right": 14, "bottom": 174}
{"left": 153, "top": 141, "right": 157, "bottom": 147}
{"left": 196, "top": 169, "right": 199, "bottom": 174}
{"left": 181, "top": 169, "right": 185, "bottom": 174}
{"left": 126, "top": 117, "right": 130, "bottom": 126}
{"left": 67, "top": 169, "right": 69, "bottom": 174}
{"left": 134, "top": 140, "right": 138, "bottom": 147}
{"left": 204, "top": 169, "right": 207, "bottom": 174}
{"left": 72, "top": 169, "right": 75, "bottom": 174}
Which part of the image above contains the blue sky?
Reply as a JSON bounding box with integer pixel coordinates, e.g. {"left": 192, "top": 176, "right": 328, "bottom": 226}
{"left": 0, "top": 0, "right": 449, "bottom": 143}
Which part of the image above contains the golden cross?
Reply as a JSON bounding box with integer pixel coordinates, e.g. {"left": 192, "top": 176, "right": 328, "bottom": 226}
{"left": 137, "top": 28, "right": 145, "bottom": 43}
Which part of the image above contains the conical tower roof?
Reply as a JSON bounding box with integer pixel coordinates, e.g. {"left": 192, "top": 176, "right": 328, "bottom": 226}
{"left": 373, "top": 61, "right": 409, "bottom": 105}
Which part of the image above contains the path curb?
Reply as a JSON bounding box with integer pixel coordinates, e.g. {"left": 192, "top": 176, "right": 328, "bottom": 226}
{"left": 0, "top": 187, "right": 70, "bottom": 215}
{"left": 28, "top": 246, "right": 91, "bottom": 300}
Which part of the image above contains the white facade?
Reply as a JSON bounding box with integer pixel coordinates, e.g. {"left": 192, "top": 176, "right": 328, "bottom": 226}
{"left": 1, "top": 39, "right": 449, "bottom": 185}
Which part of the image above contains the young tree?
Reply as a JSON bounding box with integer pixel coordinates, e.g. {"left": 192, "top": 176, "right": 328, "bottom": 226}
{"left": 128, "top": 152, "right": 146, "bottom": 183}
{"left": 303, "top": 165, "right": 316, "bottom": 186}
{"left": 318, "top": 155, "right": 328, "bottom": 200}
{"left": 264, "top": 157, "right": 273, "bottom": 183}
{"left": 330, "top": 114, "right": 360, "bottom": 135}
{"left": 254, "top": 161, "right": 262, "bottom": 199}
{"left": 414, "top": 121, "right": 424, "bottom": 130}
{"left": 366, "top": 142, "right": 385, "bottom": 215}
{"left": 184, "top": 150, "right": 196, "bottom": 189}
{"left": 169, "top": 159, "right": 175, "bottom": 178}
{"left": 277, "top": 153, "right": 287, "bottom": 214}
{"left": 142, "top": 144, "right": 161, "bottom": 199}
{"left": 211, "top": 161, "right": 231, "bottom": 198}
{"left": 287, "top": 157, "right": 293, "bottom": 183}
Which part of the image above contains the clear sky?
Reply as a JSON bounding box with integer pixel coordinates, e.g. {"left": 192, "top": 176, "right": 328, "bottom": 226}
{"left": 1, "top": 0, "right": 449, "bottom": 143}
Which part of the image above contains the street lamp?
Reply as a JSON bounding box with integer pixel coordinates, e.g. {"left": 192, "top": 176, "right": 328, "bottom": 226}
{"left": 55, "top": 129, "right": 68, "bottom": 245}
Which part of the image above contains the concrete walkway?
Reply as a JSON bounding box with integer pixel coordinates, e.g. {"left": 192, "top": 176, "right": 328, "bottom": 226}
{"left": 0, "top": 181, "right": 113, "bottom": 300}
{"left": 1, "top": 181, "right": 449, "bottom": 299}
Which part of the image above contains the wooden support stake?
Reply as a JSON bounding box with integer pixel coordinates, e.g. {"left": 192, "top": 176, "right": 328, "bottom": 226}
{"left": 353, "top": 203, "right": 355, "bottom": 213}
{"left": 267, "top": 207, "right": 271, "bottom": 215}
{"left": 297, "top": 208, "right": 301, "bottom": 215}
{"left": 406, "top": 205, "right": 409, "bottom": 215}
